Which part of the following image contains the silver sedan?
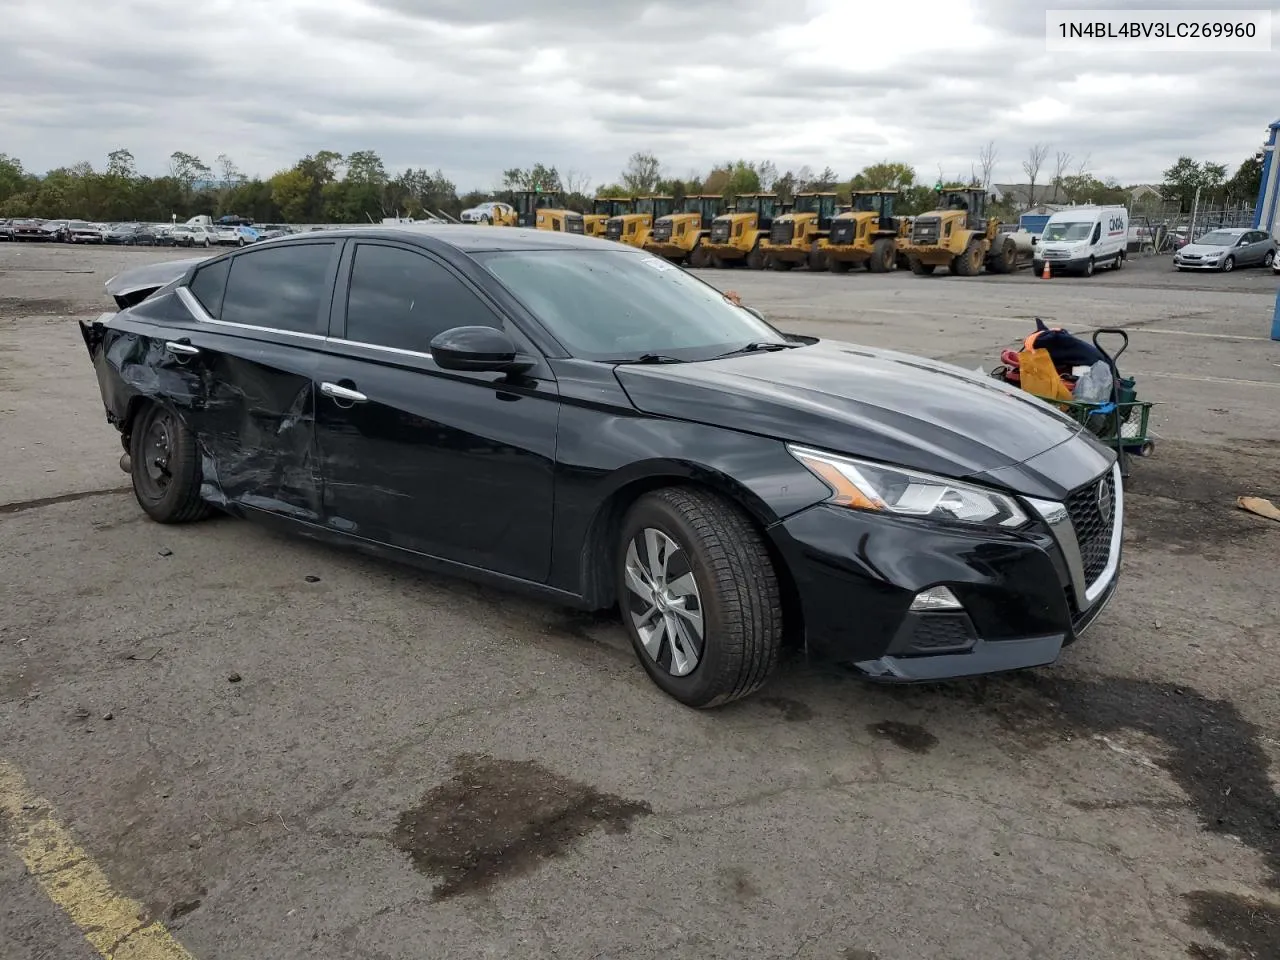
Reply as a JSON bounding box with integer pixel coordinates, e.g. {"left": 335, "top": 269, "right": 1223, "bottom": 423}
{"left": 1173, "top": 227, "right": 1276, "bottom": 272}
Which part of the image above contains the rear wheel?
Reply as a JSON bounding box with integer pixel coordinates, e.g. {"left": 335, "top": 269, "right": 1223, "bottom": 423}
{"left": 955, "top": 238, "right": 983, "bottom": 276}
{"left": 710, "top": 254, "right": 726, "bottom": 269}
{"left": 771, "top": 257, "right": 794, "bottom": 271}
{"left": 616, "top": 487, "right": 782, "bottom": 708}
{"left": 869, "top": 237, "right": 894, "bottom": 272}
{"left": 689, "top": 243, "right": 710, "bottom": 268}
{"left": 808, "top": 243, "right": 828, "bottom": 272}
{"left": 746, "top": 240, "right": 766, "bottom": 270}
{"left": 829, "top": 258, "right": 852, "bottom": 274}
{"left": 129, "top": 403, "right": 211, "bottom": 524}
{"left": 909, "top": 257, "right": 936, "bottom": 276}
{"left": 1114, "top": 252, "right": 1125, "bottom": 270}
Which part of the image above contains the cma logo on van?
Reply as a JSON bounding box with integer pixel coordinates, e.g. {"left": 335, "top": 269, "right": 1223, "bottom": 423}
{"left": 1108, "top": 215, "right": 1126, "bottom": 236}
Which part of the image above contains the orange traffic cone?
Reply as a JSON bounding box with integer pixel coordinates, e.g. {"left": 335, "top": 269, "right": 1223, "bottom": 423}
{"left": 1041, "top": 260, "right": 1051, "bottom": 280}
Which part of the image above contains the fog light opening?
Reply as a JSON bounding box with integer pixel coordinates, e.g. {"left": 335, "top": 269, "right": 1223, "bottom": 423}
{"left": 909, "top": 586, "right": 963, "bottom": 612}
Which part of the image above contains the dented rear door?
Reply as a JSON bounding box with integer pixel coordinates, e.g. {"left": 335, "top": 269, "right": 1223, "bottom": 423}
{"left": 172, "top": 241, "right": 342, "bottom": 521}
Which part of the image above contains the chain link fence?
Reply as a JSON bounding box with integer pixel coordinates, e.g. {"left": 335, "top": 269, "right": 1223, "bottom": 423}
{"left": 1126, "top": 200, "right": 1255, "bottom": 255}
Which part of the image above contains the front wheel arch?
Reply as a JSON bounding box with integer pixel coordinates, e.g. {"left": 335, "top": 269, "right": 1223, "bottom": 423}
{"left": 577, "top": 470, "right": 801, "bottom": 640}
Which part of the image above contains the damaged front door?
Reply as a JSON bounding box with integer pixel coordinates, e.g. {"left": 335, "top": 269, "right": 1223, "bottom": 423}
{"left": 174, "top": 242, "right": 341, "bottom": 520}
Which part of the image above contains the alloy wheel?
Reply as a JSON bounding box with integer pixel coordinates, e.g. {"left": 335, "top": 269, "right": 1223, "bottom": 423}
{"left": 623, "top": 527, "right": 704, "bottom": 677}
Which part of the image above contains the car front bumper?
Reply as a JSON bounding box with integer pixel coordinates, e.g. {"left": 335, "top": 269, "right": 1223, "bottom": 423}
{"left": 770, "top": 464, "right": 1122, "bottom": 681}
{"left": 1032, "top": 254, "right": 1093, "bottom": 274}
{"left": 1172, "top": 257, "right": 1225, "bottom": 270}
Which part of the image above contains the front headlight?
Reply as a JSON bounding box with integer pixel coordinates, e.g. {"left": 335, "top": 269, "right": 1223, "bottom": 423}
{"left": 788, "top": 445, "right": 1028, "bottom": 528}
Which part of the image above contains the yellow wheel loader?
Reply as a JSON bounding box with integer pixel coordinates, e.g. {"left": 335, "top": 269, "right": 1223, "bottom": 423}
{"left": 604, "top": 196, "right": 675, "bottom": 248}
{"left": 761, "top": 192, "right": 839, "bottom": 271}
{"left": 900, "top": 188, "right": 1017, "bottom": 277}
{"left": 584, "top": 197, "right": 633, "bottom": 238}
{"left": 820, "top": 190, "right": 911, "bottom": 273}
{"left": 699, "top": 193, "right": 778, "bottom": 269}
{"left": 513, "top": 190, "right": 585, "bottom": 234}
{"left": 642, "top": 194, "right": 726, "bottom": 265}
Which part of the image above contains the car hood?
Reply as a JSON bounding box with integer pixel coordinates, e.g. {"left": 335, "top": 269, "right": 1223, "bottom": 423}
{"left": 613, "top": 340, "right": 1085, "bottom": 481}
{"left": 1178, "top": 242, "right": 1230, "bottom": 256}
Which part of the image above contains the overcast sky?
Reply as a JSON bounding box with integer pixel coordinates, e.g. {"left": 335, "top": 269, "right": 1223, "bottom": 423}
{"left": 2, "top": 0, "right": 1277, "bottom": 190}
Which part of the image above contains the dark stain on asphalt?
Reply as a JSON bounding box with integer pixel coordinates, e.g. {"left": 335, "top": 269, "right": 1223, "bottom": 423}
{"left": 391, "top": 753, "right": 651, "bottom": 900}
{"left": 757, "top": 696, "right": 813, "bottom": 722}
{"left": 1123, "top": 445, "right": 1275, "bottom": 554}
{"left": 843, "top": 949, "right": 882, "bottom": 960}
{"left": 1183, "top": 889, "right": 1280, "bottom": 959}
{"left": 1186, "top": 944, "right": 1230, "bottom": 960}
{"left": 868, "top": 720, "right": 938, "bottom": 754}
{"left": 167, "top": 898, "right": 202, "bottom": 921}
{"left": 887, "top": 673, "right": 1280, "bottom": 889}
{"left": 719, "top": 864, "right": 760, "bottom": 902}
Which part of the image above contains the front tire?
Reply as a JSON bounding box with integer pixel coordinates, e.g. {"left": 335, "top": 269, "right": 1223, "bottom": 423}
{"left": 869, "top": 237, "right": 894, "bottom": 272}
{"left": 1083, "top": 257, "right": 1095, "bottom": 277}
{"left": 129, "top": 403, "right": 212, "bottom": 524}
{"left": 616, "top": 487, "right": 782, "bottom": 708}
{"left": 829, "top": 258, "right": 852, "bottom": 274}
{"left": 746, "top": 240, "right": 766, "bottom": 270}
{"left": 1221, "top": 256, "right": 1234, "bottom": 272}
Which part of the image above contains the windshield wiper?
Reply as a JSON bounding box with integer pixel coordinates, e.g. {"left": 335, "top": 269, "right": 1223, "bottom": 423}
{"left": 616, "top": 353, "right": 685, "bottom": 364}
{"left": 712, "top": 340, "right": 799, "bottom": 359}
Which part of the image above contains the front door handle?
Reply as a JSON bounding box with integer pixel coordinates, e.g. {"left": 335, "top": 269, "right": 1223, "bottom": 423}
{"left": 321, "top": 381, "right": 368, "bottom": 404}
{"left": 164, "top": 340, "right": 200, "bottom": 356}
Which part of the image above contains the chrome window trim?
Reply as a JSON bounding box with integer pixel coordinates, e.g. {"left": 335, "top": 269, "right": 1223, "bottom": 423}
{"left": 325, "top": 336, "right": 434, "bottom": 361}
{"left": 177, "top": 285, "right": 327, "bottom": 341}
{"left": 1024, "top": 461, "right": 1123, "bottom": 610}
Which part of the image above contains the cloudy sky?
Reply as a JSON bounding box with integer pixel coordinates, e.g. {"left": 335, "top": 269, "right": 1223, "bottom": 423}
{"left": 2, "top": 0, "right": 1277, "bottom": 190}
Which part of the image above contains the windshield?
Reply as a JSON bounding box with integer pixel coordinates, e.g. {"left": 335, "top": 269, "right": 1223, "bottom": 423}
{"left": 636, "top": 198, "right": 654, "bottom": 216}
{"left": 1197, "top": 231, "right": 1238, "bottom": 246}
{"left": 1042, "top": 221, "right": 1092, "bottom": 242}
{"left": 481, "top": 250, "right": 788, "bottom": 362}
{"left": 734, "top": 197, "right": 756, "bottom": 213}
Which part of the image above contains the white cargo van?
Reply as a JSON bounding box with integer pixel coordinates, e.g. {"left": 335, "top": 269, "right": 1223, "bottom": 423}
{"left": 1031, "top": 205, "right": 1129, "bottom": 277}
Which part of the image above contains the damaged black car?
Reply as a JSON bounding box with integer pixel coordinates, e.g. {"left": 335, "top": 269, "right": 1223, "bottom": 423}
{"left": 80, "top": 226, "right": 1122, "bottom": 708}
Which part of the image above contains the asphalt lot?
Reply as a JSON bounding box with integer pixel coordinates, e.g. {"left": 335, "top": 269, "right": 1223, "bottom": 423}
{"left": 1, "top": 242, "right": 1278, "bottom": 960}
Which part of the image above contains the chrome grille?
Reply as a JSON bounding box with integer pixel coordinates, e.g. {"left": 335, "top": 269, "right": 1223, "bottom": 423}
{"left": 770, "top": 220, "right": 793, "bottom": 245}
{"left": 652, "top": 220, "right": 673, "bottom": 242}
{"left": 605, "top": 218, "right": 623, "bottom": 241}
{"left": 710, "top": 220, "right": 731, "bottom": 243}
{"left": 565, "top": 215, "right": 584, "bottom": 235}
{"left": 1065, "top": 472, "right": 1116, "bottom": 585}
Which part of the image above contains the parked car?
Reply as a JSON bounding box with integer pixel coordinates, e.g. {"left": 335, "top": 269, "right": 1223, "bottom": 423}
{"left": 66, "top": 220, "right": 105, "bottom": 243}
{"left": 0, "top": 219, "right": 13, "bottom": 241}
{"left": 215, "top": 224, "right": 259, "bottom": 246}
{"left": 170, "top": 224, "right": 215, "bottom": 248}
{"left": 104, "top": 223, "right": 163, "bottom": 245}
{"left": 460, "top": 201, "right": 515, "bottom": 224}
{"left": 80, "top": 226, "right": 1122, "bottom": 708}
{"left": 11, "top": 218, "right": 47, "bottom": 241}
{"left": 41, "top": 219, "right": 70, "bottom": 241}
{"left": 1173, "top": 228, "right": 1276, "bottom": 271}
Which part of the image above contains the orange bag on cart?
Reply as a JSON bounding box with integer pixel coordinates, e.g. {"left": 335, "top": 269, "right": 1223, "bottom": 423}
{"left": 1016, "top": 347, "right": 1073, "bottom": 404}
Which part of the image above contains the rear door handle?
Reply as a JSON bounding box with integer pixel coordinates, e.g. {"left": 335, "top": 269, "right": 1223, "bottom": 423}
{"left": 321, "top": 381, "right": 368, "bottom": 404}
{"left": 164, "top": 340, "right": 200, "bottom": 356}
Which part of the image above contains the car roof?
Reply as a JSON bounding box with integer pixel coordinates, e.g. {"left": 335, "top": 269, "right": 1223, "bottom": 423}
{"left": 276, "top": 224, "right": 627, "bottom": 253}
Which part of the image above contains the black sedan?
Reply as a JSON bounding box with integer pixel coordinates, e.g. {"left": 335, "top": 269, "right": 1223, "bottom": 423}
{"left": 80, "top": 226, "right": 1122, "bottom": 708}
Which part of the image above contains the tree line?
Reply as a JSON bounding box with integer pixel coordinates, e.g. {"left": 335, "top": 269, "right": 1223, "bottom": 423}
{"left": 0, "top": 144, "right": 1264, "bottom": 225}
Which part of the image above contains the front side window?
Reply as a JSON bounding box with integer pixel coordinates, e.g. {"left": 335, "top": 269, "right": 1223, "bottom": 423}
{"left": 344, "top": 243, "right": 500, "bottom": 354}
{"left": 220, "top": 242, "right": 332, "bottom": 333}
{"left": 481, "top": 249, "right": 787, "bottom": 362}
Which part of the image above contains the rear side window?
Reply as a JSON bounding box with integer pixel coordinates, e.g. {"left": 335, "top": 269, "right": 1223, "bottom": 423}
{"left": 344, "top": 243, "right": 500, "bottom": 353}
{"left": 220, "top": 243, "right": 333, "bottom": 334}
{"left": 188, "top": 258, "right": 230, "bottom": 317}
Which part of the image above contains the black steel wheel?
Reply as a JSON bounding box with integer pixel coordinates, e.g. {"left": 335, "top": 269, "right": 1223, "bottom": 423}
{"left": 129, "top": 403, "right": 211, "bottom": 523}
{"left": 617, "top": 487, "right": 782, "bottom": 708}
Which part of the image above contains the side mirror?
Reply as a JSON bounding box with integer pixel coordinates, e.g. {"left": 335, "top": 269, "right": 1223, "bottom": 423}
{"left": 429, "top": 326, "right": 533, "bottom": 373}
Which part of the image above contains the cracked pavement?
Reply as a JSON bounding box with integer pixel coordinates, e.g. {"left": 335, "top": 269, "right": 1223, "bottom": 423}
{"left": 1, "top": 244, "right": 1279, "bottom": 959}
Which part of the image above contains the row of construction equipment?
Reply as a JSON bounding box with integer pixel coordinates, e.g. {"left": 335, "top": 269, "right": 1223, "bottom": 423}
{"left": 495, "top": 188, "right": 1022, "bottom": 276}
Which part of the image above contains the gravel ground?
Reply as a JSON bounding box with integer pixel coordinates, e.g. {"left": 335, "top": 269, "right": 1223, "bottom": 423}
{"left": 1, "top": 241, "right": 1279, "bottom": 960}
